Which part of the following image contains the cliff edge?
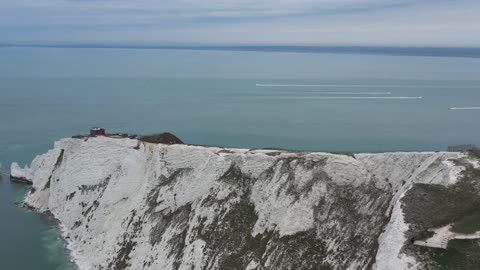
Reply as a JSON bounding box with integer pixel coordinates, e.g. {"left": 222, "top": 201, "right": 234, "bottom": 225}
{"left": 11, "top": 136, "right": 479, "bottom": 270}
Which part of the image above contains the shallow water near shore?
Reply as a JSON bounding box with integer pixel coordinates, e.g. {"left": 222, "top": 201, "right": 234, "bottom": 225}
{"left": 1, "top": 47, "right": 480, "bottom": 269}
{"left": 0, "top": 175, "right": 77, "bottom": 269}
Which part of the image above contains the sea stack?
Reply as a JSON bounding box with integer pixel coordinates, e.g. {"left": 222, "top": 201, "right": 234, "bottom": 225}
{"left": 10, "top": 162, "right": 33, "bottom": 184}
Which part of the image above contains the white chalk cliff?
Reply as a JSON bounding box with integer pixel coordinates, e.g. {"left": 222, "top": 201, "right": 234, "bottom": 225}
{"left": 11, "top": 137, "right": 466, "bottom": 270}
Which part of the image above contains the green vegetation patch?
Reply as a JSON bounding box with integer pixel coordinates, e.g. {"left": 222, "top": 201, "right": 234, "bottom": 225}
{"left": 451, "top": 211, "right": 480, "bottom": 234}
{"left": 139, "top": 132, "right": 184, "bottom": 145}
{"left": 402, "top": 183, "right": 480, "bottom": 235}
{"left": 402, "top": 156, "right": 480, "bottom": 237}
{"left": 401, "top": 156, "right": 480, "bottom": 268}
{"left": 432, "top": 239, "right": 480, "bottom": 270}
{"left": 261, "top": 230, "right": 332, "bottom": 270}
{"left": 197, "top": 194, "right": 272, "bottom": 270}
{"left": 469, "top": 149, "right": 480, "bottom": 159}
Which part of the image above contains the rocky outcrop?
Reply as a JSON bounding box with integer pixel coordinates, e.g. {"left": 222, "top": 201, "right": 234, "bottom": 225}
{"left": 139, "top": 133, "right": 184, "bottom": 145}
{"left": 13, "top": 137, "right": 467, "bottom": 270}
{"left": 10, "top": 162, "right": 33, "bottom": 184}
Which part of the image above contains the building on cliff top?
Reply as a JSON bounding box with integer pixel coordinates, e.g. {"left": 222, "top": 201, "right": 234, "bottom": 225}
{"left": 90, "top": 127, "right": 106, "bottom": 136}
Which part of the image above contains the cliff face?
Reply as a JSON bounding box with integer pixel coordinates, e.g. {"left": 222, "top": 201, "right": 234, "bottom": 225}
{"left": 12, "top": 137, "right": 466, "bottom": 270}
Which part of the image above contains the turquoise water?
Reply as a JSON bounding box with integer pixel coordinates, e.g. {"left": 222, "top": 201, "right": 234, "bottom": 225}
{"left": 1, "top": 47, "right": 480, "bottom": 269}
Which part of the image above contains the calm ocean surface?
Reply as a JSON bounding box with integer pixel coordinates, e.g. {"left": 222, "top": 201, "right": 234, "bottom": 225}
{"left": 1, "top": 47, "right": 480, "bottom": 269}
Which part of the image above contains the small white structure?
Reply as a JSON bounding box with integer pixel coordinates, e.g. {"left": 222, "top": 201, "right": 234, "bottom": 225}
{"left": 414, "top": 224, "right": 480, "bottom": 250}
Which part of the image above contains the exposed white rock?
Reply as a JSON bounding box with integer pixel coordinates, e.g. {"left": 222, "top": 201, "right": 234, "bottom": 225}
{"left": 373, "top": 187, "right": 418, "bottom": 270}
{"left": 14, "top": 137, "right": 467, "bottom": 270}
{"left": 467, "top": 158, "right": 480, "bottom": 169}
{"left": 11, "top": 162, "right": 31, "bottom": 182}
{"left": 354, "top": 152, "right": 464, "bottom": 211}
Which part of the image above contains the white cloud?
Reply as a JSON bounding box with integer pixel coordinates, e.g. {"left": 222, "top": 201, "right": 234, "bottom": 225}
{"left": 1, "top": 0, "right": 480, "bottom": 46}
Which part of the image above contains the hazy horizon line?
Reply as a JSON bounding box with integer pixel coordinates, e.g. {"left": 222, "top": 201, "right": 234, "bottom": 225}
{"left": 2, "top": 43, "right": 480, "bottom": 58}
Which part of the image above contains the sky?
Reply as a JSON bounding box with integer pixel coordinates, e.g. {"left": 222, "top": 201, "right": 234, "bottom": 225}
{"left": 1, "top": 0, "right": 480, "bottom": 46}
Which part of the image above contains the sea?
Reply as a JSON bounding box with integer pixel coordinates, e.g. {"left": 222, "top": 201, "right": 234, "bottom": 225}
{"left": 1, "top": 46, "right": 480, "bottom": 269}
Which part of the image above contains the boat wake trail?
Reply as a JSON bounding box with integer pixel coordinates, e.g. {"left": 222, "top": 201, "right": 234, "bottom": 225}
{"left": 450, "top": 107, "right": 480, "bottom": 110}
{"left": 267, "top": 96, "right": 423, "bottom": 100}
{"left": 271, "top": 92, "right": 392, "bottom": 95}
{"left": 255, "top": 84, "right": 475, "bottom": 88}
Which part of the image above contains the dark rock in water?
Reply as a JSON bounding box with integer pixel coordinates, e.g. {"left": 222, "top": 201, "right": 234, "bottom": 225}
{"left": 10, "top": 175, "right": 32, "bottom": 184}
{"left": 139, "top": 133, "right": 184, "bottom": 145}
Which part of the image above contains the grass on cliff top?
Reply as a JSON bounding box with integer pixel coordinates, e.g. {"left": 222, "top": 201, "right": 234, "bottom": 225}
{"left": 402, "top": 153, "right": 480, "bottom": 236}
{"left": 469, "top": 149, "right": 480, "bottom": 159}
{"left": 138, "top": 133, "right": 184, "bottom": 145}
{"left": 432, "top": 239, "right": 480, "bottom": 270}
{"left": 402, "top": 155, "right": 480, "bottom": 269}
{"left": 451, "top": 211, "right": 480, "bottom": 234}
{"left": 402, "top": 183, "right": 480, "bottom": 235}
